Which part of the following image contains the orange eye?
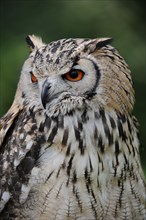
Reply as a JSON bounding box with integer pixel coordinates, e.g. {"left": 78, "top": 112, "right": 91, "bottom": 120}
{"left": 64, "top": 69, "right": 84, "bottom": 82}
{"left": 30, "top": 72, "right": 38, "bottom": 83}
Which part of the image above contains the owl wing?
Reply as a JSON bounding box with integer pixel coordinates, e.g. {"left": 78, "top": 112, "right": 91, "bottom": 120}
{"left": 0, "top": 105, "right": 41, "bottom": 215}
{"left": 0, "top": 89, "right": 22, "bottom": 212}
{"left": 0, "top": 99, "right": 21, "bottom": 146}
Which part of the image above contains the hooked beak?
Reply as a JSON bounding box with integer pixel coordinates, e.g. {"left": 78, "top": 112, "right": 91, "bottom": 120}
{"left": 41, "top": 79, "right": 51, "bottom": 109}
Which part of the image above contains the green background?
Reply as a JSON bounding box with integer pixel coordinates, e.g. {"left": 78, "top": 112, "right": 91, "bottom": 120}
{"left": 0, "top": 0, "right": 145, "bottom": 174}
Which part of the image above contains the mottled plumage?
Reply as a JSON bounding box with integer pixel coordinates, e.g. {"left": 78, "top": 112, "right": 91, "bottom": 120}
{"left": 0, "top": 35, "right": 146, "bottom": 219}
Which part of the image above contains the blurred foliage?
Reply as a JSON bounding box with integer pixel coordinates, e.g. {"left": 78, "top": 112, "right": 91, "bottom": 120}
{"left": 0, "top": 0, "right": 145, "bottom": 174}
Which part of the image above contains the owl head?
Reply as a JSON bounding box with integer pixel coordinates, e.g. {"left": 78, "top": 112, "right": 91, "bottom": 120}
{"left": 15, "top": 35, "right": 134, "bottom": 117}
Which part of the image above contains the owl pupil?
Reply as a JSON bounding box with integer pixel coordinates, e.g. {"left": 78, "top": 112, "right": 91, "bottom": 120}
{"left": 69, "top": 70, "right": 79, "bottom": 79}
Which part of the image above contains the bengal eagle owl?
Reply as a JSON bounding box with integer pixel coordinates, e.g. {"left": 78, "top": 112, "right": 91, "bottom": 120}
{"left": 0, "top": 35, "right": 146, "bottom": 220}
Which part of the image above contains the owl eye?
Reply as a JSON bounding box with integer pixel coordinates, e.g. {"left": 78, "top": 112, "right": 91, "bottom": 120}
{"left": 30, "top": 72, "right": 38, "bottom": 83}
{"left": 64, "top": 69, "right": 84, "bottom": 82}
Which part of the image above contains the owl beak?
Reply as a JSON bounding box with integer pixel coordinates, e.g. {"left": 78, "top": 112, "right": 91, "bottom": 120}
{"left": 41, "top": 79, "right": 51, "bottom": 109}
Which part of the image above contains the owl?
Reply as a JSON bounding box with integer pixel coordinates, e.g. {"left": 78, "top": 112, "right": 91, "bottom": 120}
{"left": 0, "top": 35, "right": 146, "bottom": 220}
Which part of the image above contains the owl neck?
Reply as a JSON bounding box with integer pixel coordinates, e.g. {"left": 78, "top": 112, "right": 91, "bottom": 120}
{"left": 36, "top": 107, "right": 140, "bottom": 185}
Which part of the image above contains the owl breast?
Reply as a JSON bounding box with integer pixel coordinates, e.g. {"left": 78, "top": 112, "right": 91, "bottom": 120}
{"left": 19, "top": 106, "right": 145, "bottom": 220}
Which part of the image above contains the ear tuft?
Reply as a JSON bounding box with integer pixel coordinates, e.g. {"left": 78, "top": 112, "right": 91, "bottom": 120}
{"left": 96, "top": 38, "right": 113, "bottom": 49}
{"left": 83, "top": 38, "right": 113, "bottom": 54}
{"left": 25, "top": 35, "right": 45, "bottom": 52}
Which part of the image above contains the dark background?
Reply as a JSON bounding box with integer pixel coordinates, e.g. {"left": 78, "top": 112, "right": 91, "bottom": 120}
{"left": 0, "top": 0, "right": 145, "bottom": 174}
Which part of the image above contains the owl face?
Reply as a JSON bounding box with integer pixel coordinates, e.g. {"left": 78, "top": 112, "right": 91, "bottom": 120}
{"left": 19, "top": 36, "right": 134, "bottom": 116}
